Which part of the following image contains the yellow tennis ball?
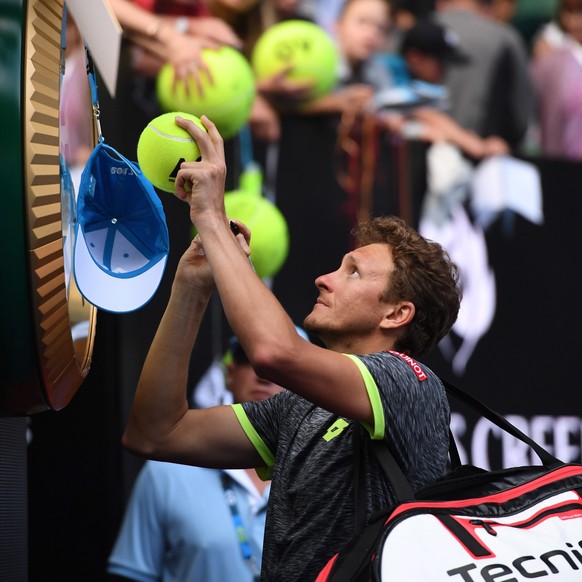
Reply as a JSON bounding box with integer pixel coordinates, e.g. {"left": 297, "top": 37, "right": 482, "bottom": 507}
{"left": 226, "top": 191, "right": 290, "bottom": 278}
{"left": 191, "top": 190, "right": 290, "bottom": 279}
{"left": 157, "top": 47, "right": 257, "bottom": 140}
{"left": 251, "top": 19, "right": 339, "bottom": 101}
{"left": 137, "top": 112, "right": 207, "bottom": 193}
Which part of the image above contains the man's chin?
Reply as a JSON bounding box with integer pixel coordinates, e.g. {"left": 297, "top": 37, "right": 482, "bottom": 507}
{"left": 303, "top": 312, "right": 317, "bottom": 333}
{"left": 303, "top": 313, "right": 325, "bottom": 338}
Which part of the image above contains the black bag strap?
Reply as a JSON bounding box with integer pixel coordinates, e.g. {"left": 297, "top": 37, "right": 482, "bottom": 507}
{"left": 369, "top": 439, "right": 415, "bottom": 500}
{"left": 337, "top": 377, "right": 563, "bottom": 581}
{"left": 329, "top": 507, "right": 391, "bottom": 582}
{"left": 352, "top": 427, "right": 366, "bottom": 534}
{"left": 365, "top": 378, "right": 562, "bottom": 505}
{"left": 353, "top": 426, "right": 415, "bottom": 530}
{"left": 342, "top": 429, "right": 412, "bottom": 582}
{"left": 448, "top": 427, "right": 462, "bottom": 469}
{"left": 440, "top": 379, "right": 561, "bottom": 468}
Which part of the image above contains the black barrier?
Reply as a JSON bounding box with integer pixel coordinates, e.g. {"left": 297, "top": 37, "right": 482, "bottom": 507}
{"left": 423, "top": 155, "right": 582, "bottom": 470}
{"left": 272, "top": 120, "right": 582, "bottom": 470}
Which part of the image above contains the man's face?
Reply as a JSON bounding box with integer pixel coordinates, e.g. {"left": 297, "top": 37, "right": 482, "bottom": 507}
{"left": 227, "top": 360, "right": 285, "bottom": 403}
{"left": 336, "top": 0, "right": 390, "bottom": 65}
{"left": 304, "top": 243, "right": 394, "bottom": 342}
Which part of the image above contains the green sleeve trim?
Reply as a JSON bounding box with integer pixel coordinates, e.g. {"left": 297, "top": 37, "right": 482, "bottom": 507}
{"left": 344, "top": 354, "right": 385, "bottom": 440}
{"left": 231, "top": 403, "right": 275, "bottom": 480}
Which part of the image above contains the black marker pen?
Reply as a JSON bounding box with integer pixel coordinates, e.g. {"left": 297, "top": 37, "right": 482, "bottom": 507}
{"left": 230, "top": 221, "right": 256, "bottom": 272}
{"left": 229, "top": 220, "right": 241, "bottom": 236}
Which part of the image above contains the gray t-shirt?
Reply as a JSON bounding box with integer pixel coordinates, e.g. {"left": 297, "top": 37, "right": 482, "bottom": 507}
{"left": 436, "top": 9, "right": 534, "bottom": 146}
{"left": 232, "top": 350, "right": 450, "bottom": 581}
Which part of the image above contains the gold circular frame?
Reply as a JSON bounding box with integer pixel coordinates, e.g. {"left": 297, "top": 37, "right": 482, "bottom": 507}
{"left": 21, "top": 0, "right": 96, "bottom": 411}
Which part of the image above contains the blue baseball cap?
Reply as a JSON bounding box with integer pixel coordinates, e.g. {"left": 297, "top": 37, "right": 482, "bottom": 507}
{"left": 73, "top": 141, "right": 170, "bottom": 313}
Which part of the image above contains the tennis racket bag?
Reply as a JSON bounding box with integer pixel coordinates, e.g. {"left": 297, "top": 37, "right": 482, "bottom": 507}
{"left": 316, "top": 381, "right": 582, "bottom": 582}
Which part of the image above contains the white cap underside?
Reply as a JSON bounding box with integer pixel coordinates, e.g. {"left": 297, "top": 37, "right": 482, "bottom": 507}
{"left": 73, "top": 228, "right": 167, "bottom": 313}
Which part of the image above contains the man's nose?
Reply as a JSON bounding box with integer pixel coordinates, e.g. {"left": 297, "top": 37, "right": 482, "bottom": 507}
{"left": 315, "top": 271, "right": 333, "bottom": 291}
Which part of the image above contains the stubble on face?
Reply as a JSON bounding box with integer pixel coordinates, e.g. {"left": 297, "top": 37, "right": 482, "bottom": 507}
{"left": 303, "top": 244, "right": 395, "bottom": 349}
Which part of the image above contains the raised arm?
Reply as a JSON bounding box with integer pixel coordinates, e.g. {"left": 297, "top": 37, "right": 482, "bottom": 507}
{"left": 107, "top": 0, "right": 217, "bottom": 84}
{"left": 173, "top": 115, "right": 374, "bottom": 423}
{"left": 122, "top": 225, "right": 263, "bottom": 469}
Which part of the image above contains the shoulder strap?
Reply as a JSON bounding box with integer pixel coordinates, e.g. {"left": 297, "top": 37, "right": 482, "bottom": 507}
{"left": 448, "top": 427, "right": 462, "bottom": 468}
{"left": 369, "top": 438, "right": 414, "bottom": 500}
{"left": 440, "top": 379, "right": 561, "bottom": 468}
{"left": 363, "top": 378, "right": 562, "bottom": 506}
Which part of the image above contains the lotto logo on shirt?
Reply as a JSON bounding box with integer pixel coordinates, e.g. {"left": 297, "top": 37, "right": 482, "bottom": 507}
{"left": 388, "top": 351, "right": 428, "bottom": 381}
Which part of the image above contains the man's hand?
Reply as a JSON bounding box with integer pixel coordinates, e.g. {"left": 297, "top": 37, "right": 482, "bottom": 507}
{"left": 174, "top": 234, "right": 215, "bottom": 294}
{"left": 175, "top": 219, "right": 251, "bottom": 293}
{"left": 173, "top": 115, "right": 227, "bottom": 226}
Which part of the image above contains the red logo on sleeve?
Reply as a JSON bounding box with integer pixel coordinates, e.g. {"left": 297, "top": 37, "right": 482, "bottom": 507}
{"left": 388, "top": 351, "right": 428, "bottom": 381}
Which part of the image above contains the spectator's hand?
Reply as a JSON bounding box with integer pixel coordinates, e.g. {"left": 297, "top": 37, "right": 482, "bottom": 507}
{"left": 258, "top": 66, "right": 316, "bottom": 104}
{"left": 249, "top": 94, "right": 281, "bottom": 142}
{"left": 186, "top": 16, "right": 243, "bottom": 49}
{"left": 295, "top": 84, "right": 374, "bottom": 116}
{"left": 334, "top": 85, "right": 375, "bottom": 115}
{"left": 482, "top": 136, "right": 510, "bottom": 157}
{"left": 377, "top": 111, "right": 406, "bottom": 134}
{"left": 128, "top": 25, "right": 219, "bottom": 93}
{"left": 165, "top": 35, "right": 219, "bottom": 94}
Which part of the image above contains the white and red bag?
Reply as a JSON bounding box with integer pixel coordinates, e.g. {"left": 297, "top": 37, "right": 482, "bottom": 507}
{"left": 317, "top": 381, "right": 582, "bottom": 581}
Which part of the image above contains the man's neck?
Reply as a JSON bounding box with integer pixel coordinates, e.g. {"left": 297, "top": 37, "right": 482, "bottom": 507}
{"left": 322, "top": 334, "right": 395, "bottom": 355}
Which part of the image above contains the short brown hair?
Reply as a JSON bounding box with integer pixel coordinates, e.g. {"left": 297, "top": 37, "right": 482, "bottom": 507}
{"left": 353, "top": 216, "right": 461, "bottom": 358}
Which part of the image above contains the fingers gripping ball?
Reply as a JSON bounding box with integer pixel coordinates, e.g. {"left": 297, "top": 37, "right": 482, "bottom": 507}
{"left": 137, "top": 112, "right": 207, "bottom": 193}
{"left": 224, "top": 192, "right": 289, "bottom": 279}
{"left": 157, "top": 47, "right": 257, "bottom": 140}
{"left": 251, "top": 19, "right": 339, "bottom": 101}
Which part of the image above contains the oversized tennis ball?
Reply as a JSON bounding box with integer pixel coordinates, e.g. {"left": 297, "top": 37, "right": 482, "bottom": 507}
{"left": 137, "top": 112, "right": 207, "bottom": 193}
{"left": 157, "top": 47, "right": 257, "bottom": 140}
{"left": 224, "top": 190, "right": 290, "bottom": 279}
{"left": 251, "top": 19, "right": 339, "bottom": 102}
{"left": 190, "top": 189, "right": 289, "bottom": 279}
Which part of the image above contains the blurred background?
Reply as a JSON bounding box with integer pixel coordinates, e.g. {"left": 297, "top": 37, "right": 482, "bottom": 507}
{"left": 3, "top": 0, "right": 582, "bottom": 580}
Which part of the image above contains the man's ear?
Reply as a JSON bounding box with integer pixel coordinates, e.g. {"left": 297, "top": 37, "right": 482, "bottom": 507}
{"left": 380, "top": 301, "right": 415, "bottom": 331}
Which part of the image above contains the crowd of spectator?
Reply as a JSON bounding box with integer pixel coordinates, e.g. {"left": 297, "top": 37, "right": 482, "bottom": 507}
{"left": 61, "top": 0, "right": 582, "bottom": 168}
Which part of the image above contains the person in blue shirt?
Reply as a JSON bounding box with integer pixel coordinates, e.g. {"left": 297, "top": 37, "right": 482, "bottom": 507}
{"left": 107, "top": 335, "right": 290, "bottom": 582}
